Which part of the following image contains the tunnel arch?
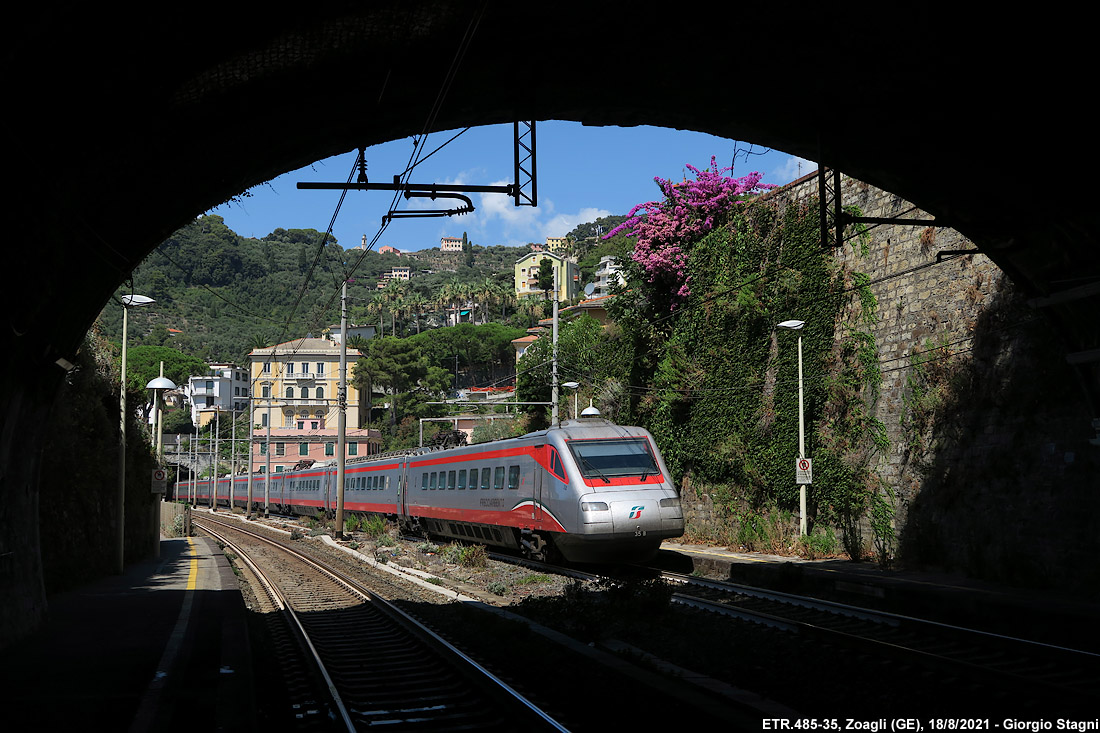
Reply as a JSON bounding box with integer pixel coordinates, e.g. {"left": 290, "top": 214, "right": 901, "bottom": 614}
{"left": 5, "top": 4, "right": 1096, "bottom": 644}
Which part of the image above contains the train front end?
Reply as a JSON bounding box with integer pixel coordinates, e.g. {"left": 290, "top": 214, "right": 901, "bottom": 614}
{"left": 549, "top": 420, "right": 684, "bottom": 563}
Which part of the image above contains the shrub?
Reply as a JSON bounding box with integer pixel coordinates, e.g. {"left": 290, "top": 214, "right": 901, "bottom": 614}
{"left": 458, "top": 544, "right": 488, "bottom": 568}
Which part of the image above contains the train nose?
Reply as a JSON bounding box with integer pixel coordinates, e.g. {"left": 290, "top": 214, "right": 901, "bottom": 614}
{"left": 610, "top": 500, "right": 658, "bottom": 534}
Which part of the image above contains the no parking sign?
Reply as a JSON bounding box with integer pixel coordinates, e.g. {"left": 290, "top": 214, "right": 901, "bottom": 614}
{"left": 151, "top": 468, "right": 167, "bottom": 494}
{"left": 795, "top": 457, "right": 812, "bottom": 485}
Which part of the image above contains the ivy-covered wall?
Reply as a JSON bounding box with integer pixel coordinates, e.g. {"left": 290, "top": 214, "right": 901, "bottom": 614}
{"left": 737, "top": 172, "right": 1100, "bottom": 589}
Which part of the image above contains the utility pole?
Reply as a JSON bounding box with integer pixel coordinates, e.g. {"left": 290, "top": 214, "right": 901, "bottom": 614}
{"left": 246, "top": 393, "right": 254, "bottom": 519}
{"left": 336, "top": 281, "right": 348, "bottom": 539}
{"left": 551, "top": 266, "right": 559, "bottom": 424}
{"left": 212, "top": 408, "right": 220, "bottom": 511}
{"left": 264, "top": 401, "right": 271, "bottom": 517}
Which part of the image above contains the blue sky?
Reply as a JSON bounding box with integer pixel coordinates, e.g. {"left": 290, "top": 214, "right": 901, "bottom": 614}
{"left": 208, "top": 121, "right": 814, "bottom": 252}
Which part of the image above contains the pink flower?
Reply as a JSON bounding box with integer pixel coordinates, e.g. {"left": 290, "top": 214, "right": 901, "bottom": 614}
{"left": 606, "top": 157, "right": 773, "bottom": 308}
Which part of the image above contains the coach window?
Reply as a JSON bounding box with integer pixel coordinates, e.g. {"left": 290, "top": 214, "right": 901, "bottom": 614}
{"left": 429, "top": 472, "right": 438, "bottom": 490}
{"left": 508, "top": 465, "right": 520, "bottom": 489}
{"left": 481, "top": 467, "right": 491, "bottom": 489}
{"left": 447, "top": 470, "right": 456, "bottom": 489}
{"left": 421, "top": 472, "right": 428, "bottom": 490}
{"left": 457, "top": 469, "right": 466, "bottom": 489}
{"left": 494, "top": 466, "right": 505, "bottom": 490}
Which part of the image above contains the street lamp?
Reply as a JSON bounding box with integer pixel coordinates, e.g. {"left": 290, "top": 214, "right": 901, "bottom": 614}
{"left": 562, "top": 381, "right": 579, "bottom": 420}
{"left": 777, "top": 319, "right": 808, "bottom": 537}
{"left": 118, "top": 293, "right": 155, "bottom": 574}
{"left": 147, "top": 362, "right": 175, "bottom": 561}
{"left": 146, "top": 362, "right": 176, "bottom": 461}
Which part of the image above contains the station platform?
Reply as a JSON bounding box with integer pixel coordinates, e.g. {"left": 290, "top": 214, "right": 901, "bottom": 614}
{"left": 657, "top": 541, "right": 1100, "bottom": 652}
{"left": 0, "top": 536, "right": 255, "bottom": 732}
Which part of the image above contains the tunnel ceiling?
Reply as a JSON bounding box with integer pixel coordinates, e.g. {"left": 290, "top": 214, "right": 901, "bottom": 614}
{"left": 7, "top": 4, "right": 1097, "bottom": 412}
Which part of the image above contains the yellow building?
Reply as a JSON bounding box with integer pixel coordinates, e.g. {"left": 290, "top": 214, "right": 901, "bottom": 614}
{"left": 513, "top": 251, "right": 579, "bottom": 300}
{"left": 546, "top": 236, "right": 569, "bottom": 253}
{"left": 249, "top": 337, "right": 369, "bottom": 431}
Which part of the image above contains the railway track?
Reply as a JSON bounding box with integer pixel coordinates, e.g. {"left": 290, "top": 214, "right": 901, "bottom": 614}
{"left": 657, "top": 569, "right": 1100, "bottom": 708}
{"left": 479, "top": 550, "right": 1100, "bottom": 715}
{"left": 195, "top": 515, "right": 567, "bottom": 731}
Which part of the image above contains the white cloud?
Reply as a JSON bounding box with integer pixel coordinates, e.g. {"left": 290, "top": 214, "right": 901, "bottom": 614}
{"left": 542, "top": 207, "right": 612, "bottom": 240}
{"left": 774, "top": 155, "right": 817, "bottom": 184}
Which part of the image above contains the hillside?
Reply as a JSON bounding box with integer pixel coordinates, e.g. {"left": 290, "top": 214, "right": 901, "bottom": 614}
{"left": 96, "top": 216, "right": 533, "bottom": 364}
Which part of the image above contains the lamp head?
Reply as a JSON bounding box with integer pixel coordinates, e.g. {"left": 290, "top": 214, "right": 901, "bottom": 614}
{"left": 777, "top": 319, "right": 805, "bottom": 330}
{"left": 121, "top": 294, "right": 156, "bottom": 308}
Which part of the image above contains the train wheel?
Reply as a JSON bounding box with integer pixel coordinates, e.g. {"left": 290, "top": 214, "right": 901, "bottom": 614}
{"left": 520, "top": 530, "right": 549, "bottom": 562}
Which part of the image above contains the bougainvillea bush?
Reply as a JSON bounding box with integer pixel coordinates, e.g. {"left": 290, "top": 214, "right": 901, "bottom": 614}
{"left": 605, "top": 157, "right": 775, "bottom": 308}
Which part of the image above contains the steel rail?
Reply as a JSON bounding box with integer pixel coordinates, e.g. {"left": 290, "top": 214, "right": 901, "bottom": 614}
{"left": 196, "top": 519, "right": 356, "bottom": 731}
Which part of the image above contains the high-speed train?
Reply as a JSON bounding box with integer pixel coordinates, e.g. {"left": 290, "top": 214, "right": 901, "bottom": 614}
{"left": 180, "top": 416, "right": 685, "bottom": 563}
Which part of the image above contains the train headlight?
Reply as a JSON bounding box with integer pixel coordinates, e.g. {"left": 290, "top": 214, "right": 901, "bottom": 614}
{"left": 659, "top": 498, "right": 680, "bottom": 509}
{"left": 581, "top": 501, "right": 609, "bottom": 512}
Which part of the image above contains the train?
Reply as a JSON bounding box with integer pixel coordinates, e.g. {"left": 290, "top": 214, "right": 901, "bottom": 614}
{"left": 178, "top": 414, "right": 685, "bottom": 563}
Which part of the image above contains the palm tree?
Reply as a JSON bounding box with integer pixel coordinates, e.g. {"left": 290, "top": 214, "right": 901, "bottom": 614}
{"left": 365, "top": 291, "right": 386, "bottom": 337}
{"left": 406, "top": 291, "right": 428, "bottom": 334}
{"left": 477, "top": 277, "right": 497, "bottom": 324}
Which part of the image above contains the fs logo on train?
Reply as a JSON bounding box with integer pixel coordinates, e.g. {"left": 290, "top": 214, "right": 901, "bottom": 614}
{"left": 628, "top": 505, "right": 644, "bottom": 520}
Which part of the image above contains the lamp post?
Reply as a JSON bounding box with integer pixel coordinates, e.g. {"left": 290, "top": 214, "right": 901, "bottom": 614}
{"left": 117, "top": 293, "right": 155, "bottom": 574}
{"left": 777, "top": 319, "right": 808, "bottom": 537}
{"left": 562, "top": 381, "right": 579, "bottom": 420}
{"left": 146, "top": 362, "right": 176, "bottom": 461}
{"left": 147, "top": 362, "right": 175, "bottom": 561}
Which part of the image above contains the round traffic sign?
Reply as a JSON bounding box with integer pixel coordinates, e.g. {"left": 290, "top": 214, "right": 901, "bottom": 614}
{"left": 798, "top": 459, "right": 810, "bottom": 471}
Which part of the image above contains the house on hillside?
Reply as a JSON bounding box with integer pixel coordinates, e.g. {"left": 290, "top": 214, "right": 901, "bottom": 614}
{"left": 185, "top": 364, "right": 250, "bottom": 428}
{"left": 513, "top": 251, "right": 579, "bottom": 301}
{"left": 440, "top": 236, "right": 463, "bottom": 252}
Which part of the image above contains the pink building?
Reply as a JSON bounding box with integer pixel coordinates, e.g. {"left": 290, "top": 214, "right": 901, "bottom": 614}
{"left": 440, "top": 236, "right": 463, "bottom": 252}
{"left": 252, "top": 426, "right": 382, "bottom": 474}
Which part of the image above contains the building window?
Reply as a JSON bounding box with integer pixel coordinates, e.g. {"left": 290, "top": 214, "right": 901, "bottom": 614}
{"left": 205, "top": 381, "right": 214, "bottom": 390}
{"left": 316, "top": 362, "right": 325, "bottom": 375}
{"left": 275, "top": 443, "right": 285, "bottom": 456}
{"left": 262, "top": 385, "right": 271, "bottom": 398}
{"left": 287, "top": 363, "right": 294, "bottom": 374}
{"left": 260, "top": 443, "right": 267, "bottom": 455}
{"left": 316, "top": 387, "right": 324, "bottom": 400}
{"left": 275, "top": 465, "right": 283, "bottom": 472}
{"left": 262, "top": 362, "right": 270, "bottom": 373}
{"left": 348, "top": 442, "right": 357, "bottom": 456}
{"left": 234, "top": 387, "right": 240, "bottom": 396}
{"left": 299, "top": 443, "right": 308, "bottom": 456}
{"left": 325, "top": 443, "right": 334, "bottom": 456}
{"left": 297, "top": 421, "right": 304, "bottom": 430}
{"left": 260, "top": 413, "right": 268, "bottom": 427}
{"left": 286, "top": 387, "right": 295, "bottom": 399}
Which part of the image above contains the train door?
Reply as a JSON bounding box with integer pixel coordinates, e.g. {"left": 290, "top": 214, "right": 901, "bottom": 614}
{"left": 531, "top": 448, "right": 544, "bottom": 522}
{"left": 397, "top": 457, "right": 408, "bottom": 519}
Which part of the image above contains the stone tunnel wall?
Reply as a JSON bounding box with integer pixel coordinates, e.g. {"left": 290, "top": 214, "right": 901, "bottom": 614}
{"left": 685, "top": 172, "right": 1100, "bottom": 591}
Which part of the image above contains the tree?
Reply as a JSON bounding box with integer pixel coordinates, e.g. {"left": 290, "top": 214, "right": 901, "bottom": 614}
{"left": 537, "top": 258, "right": 554, "bottom": 299}
{"left": 125, "top": 345, "right": 208, "bottom": 415}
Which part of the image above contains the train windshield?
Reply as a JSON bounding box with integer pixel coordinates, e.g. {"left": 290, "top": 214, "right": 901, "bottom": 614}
{"left": 567, "top": 438, "right": 658, "bottom": 481}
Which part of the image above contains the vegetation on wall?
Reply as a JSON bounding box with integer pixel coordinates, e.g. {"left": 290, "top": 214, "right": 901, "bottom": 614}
{"left": 568, "top": 163, "right": 892, "bottom": 559}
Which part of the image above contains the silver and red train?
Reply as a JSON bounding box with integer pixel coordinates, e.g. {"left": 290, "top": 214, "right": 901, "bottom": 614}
{"left": 179, "top": 416, "right": 685, "bottom": 563}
